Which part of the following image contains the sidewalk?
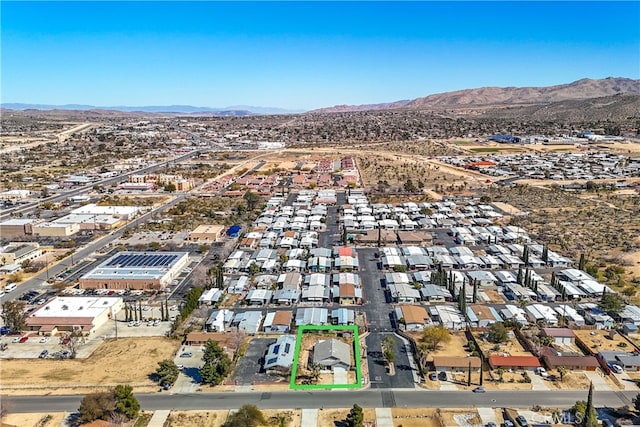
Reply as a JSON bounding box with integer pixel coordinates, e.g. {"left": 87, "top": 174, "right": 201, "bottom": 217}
{"left": 147, "top": 410, "right": 170, "bottom": 427}
{"left": 301, "top": 409, "right": 318, "bottom": 427}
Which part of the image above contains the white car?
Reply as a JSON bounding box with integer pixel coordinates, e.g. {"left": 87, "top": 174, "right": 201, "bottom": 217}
{"left": 39, "top": 337, "right": 49, "bottom": 343}
{"left": 612, "top": 364, "right": 624, "bottom": 374}
{"left": 536, "top": 367, "right": 549, "bottom": 378}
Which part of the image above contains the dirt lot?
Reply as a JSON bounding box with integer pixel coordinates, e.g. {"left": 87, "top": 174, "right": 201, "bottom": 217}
{"left": 574, "top": 329, "right": 637, "bottom": 353}
{"left": 0, "top": 337, "right": 180, "bottom": 394}
{"left": 546, "top": 371, "right": 591, "bottom": 390}
{"left": 318, "top": 408, "right": 377, "bottom": 427}
{"left": 407, "top": 331, "right": 471, "bottom": 361}
{"left": 1, "top": 413, "right": 66, "bottom": 427}
{"left": 438, "top": 409, "right": 481, "bottom": 426}
{"left": 392, "top": 408, "right": 440, "bottom": 427}
{"left": 165, "top": 409, "right": 301, "bottom": 427}
{"left": 473, "top": 332, "right": 531, "bottom": 357}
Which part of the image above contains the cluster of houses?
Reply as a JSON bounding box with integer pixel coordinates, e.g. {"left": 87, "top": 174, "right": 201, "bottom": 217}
{"left": 439, "top": 152, "right": 640, "bottom": 181}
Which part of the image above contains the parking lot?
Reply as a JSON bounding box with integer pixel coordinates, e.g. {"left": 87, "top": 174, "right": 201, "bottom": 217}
{"left": 172, "top": 344, "right": 206, "bottom": 393}
{"left": 231, "top": 337, "right": 277, "bottom": 385}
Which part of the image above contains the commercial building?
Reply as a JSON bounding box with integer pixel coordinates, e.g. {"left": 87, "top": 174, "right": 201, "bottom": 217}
{"left": 0, "top": 218, "right": 42, "bottom": 239}
{"left": 0, "top": 242, "right": 42, "bottom": 266}
{"left": 79, "top": 251, "right": 189, "bottom": 290}
{"left": 188, "top": 224, "right": 225, "bottom": 242}
{"left": 24, "top": 296, "right": 123, "bottom": 336}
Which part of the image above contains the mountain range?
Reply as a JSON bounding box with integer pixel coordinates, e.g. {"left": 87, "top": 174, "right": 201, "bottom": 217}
{"left": 0, "top": 103, "right": 304, "bottom": 115}
{"left": 2, "top": 77, "right": 638, "bottom": 116}
{"left": 311, "top": 77, "right": 640, "bottom": 113}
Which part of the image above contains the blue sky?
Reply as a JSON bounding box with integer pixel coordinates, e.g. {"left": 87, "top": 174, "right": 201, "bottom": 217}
{"left": 2, "top": 1, "right": 639, "bottom": 110}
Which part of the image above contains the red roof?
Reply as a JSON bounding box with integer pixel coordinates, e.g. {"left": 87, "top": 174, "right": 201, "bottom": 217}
{"left": 338, "top": 247, "right": 353, "bottom": 257}
{"left": 542, "top": 328, "right": 576, "bottom": 338}
{"left": 488, "top": 354, "right": 540, "bottom": 368}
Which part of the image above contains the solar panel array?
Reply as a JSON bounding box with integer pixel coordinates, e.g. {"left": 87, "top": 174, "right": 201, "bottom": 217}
{"left": 105, "top": 253, "right": 178, "bottom": 268}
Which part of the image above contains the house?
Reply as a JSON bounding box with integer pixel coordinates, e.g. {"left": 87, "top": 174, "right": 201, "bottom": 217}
{"left": 206, "top": 309, "right": 233, "bottom": 332}
{"left": 541, "top": 328, "right": 576, "bottom": 345}
{"left": 488, "top": 354, "right": 540, "bottom": 371}
{"left": 336, "top": 284, "right": 362, "bottom": 305}
{"left": 539, "top": 347, "right": 599, "bottom": 371}
{"left": 263, "top": 311, "right": 293, "bottom": 333}
{"left": 279, "top": 272, "right": 303, "bottom": 290}
{"left": 245, "top": 289, "right": 273, "bottom": 306}
{"left": 598, "top": 350, "right": 640, "bottom": 372}
{"left": 433, "top": 356, "right": 481, "bottom": 373}
{"left": 331, "top": 308, "right": 355, "bottom": 325}
{"left": 388, "top": 283, "right": 421, "bottom": 303}
{"left": 429, "top": 305, "right": 466, "bottom": 330}
{"left": 313, "top": 338, "right": 351, "bottom": 370}
{"left": 466, "top": 271, "right": 498, "bottom": 287}
{"left": 618, "top": 305, "right": 640, "bottom": 326}
{"left": 525, "top": 304, "right": 558, "bottom": 326}
{"left": 466, "top": 305, "right": 502, "bottom": 328}
{"left": 234, "top": 311, "right": 263, "bottom": 334}
{"left": 295, "top": 307, "right": 328, "bottom": 326}
{"left": 553, "top": 305, "right": 585, "bottom": 326}
{"left": 395, "top": 305, "right": 431, "bottom": 331}
{"left": 272, "top": 289, "right": 300, "bottom": 305}
{"left": 264, "top": 335, "right": 296, "bottom": 375}
{"left": 199, "top": 288, "right": 223, "bottom": 306}
{"left": 420, "top": 284, "right": 452, "bottom": 302}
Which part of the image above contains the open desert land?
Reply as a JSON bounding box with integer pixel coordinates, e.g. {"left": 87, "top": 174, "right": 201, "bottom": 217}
{"left": 165, "top": 409, "right": 301, "bottom": 427}
{"left": 391, "top": 408, "right": 441, "bottom": 427}
{"left": 0, "top": 337, "right": 180, "bottom": 395}
{"left": 0, "top": 412, "right": 67, "bottom": 427}
{"left": 318, "top": 407, "right": 377, "bottom": 427}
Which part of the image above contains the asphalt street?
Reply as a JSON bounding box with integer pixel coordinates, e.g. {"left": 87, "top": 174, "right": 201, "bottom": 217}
{"left": 3, "top": 390, "right": 636, "bottom": 413}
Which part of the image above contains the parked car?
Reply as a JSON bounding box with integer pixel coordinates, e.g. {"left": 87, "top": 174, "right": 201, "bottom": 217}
{"left": 39, "top": 336, "right": 49, "bottom": 343}
{"left": 180, "top": 352, "right": 193, "bottom": 358}
{"left": 39, "top": 349, "right": 49, "bottom": 359}
{"left": 429, "top": 372, "right": 438, "bottom": 381}
{"left": 515, "top": 415, "right": 529, "bottom": 427}
{"left": 11, "top": 336, "right": 21, "bottom": 343}
{"left": 503, "top": 421, "right": 514, "bottom": 427}
{"left": 472, "top": 386, "right": 486, "bottom": 393}
{"left": 0, "top": 326, "right": 10, "bottom": 336}
{"left": 19, "top": 336, "right": 29, "bottom": 343}
{"left": 535, "top": 367, "right": 549, "bottom": 377}
{"left": 611, "top": 364, "right": 624, "bottom": 374}
{"left": 438, "top": 371, "right": 447, "bottom": 381}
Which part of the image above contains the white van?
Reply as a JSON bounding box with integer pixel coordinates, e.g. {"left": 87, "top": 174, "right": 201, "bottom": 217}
{"left": 4, "top": 283, "right": 17, "bottom": 293}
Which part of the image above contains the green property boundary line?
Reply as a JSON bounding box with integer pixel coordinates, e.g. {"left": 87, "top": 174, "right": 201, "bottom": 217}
{"left": 289, "top": 324, "right": 362, "bottom": 390}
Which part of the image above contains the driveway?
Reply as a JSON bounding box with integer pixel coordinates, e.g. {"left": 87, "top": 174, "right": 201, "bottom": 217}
{"left": 232, "top": 338, "right": 276, "bottom": 385}
{"left": 365, "top": 332, "right": 416, "bottom": 389}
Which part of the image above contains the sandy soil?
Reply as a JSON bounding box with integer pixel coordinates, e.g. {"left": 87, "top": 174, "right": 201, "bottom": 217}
{"left": 621, "top": 250, "right": 640, "bottom": 277}
{"left": 0, "top": 337, "right": 180, "bottom": 394}
{"left": 574, "top": 329, "right": 635, "bottom": 353}
{"left": 391, "top": 408, "right": 440, "bottom": 427}
{"left": 546, "top": 371, "right": 591, "bottom": 390}
{"left": 318, "top": 408, "right": 377, "bottom": 427}
{"left": 473, "top": 333, "right": 530, "bottom": 357}
{"left": 407, "top": 332, "right": 470, "bottom": 360}
{"left": 491, "top": 202, "right": 523, "bottom": 216}
{"left": 438, "top": 409, "right": 481, "bottom": 426}
{"left": 483, "top": 288, "right": 506, "bottom": 304}
{"left": 166, "top": 410, "right": 227, "bottom": 427}
{"left": 1, "top": 413, "right": 66, "bottom": 427}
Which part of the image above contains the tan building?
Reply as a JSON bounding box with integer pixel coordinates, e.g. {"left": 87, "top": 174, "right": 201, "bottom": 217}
{"left": 33, "top": 222, "right": 80, "bottom": 237}
{"left": 79, "top": 251, "right": 189, "bottom": 290}
{"left": 0, "top": 218, "right": 42, "bottom": 239}
{"left": 188, "top": 224, "right": 225, "bottom": 242}
{"left": 24, "top": 296, "right": 123, "bottom": 336}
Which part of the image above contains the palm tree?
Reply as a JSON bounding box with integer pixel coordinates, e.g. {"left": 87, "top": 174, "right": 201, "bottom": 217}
{"left": 496, "top": 368, "right": 505, "bottom": 382}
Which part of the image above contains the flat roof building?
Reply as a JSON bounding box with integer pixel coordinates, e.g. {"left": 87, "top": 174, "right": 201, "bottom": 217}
{"left": 25, "top": 296, "right": 123, "bottom": 336}
{"left": 79, "top": 251, "right": 189, "bottom": 290}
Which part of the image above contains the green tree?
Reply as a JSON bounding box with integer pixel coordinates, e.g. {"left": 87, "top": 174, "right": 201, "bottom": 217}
{"left": 582, "top": 382, "right": 598, "bottom": 427}
{"left": 113, "top": 384, "right": 140, "bottom": 419}
{"left": 382, "top": 335, "right": 396, "bottom": 365}
{"left": 155, "top": 359, "right": 179, "bottom": 386}
{"left": 421, "top": 325, "right": 451, "bottom": 351}
{"left": 243, "top": 190, "right": 261, "bottom": 211}
{"left": 200, "top": 339, "right": 231, "bottom": 385}
{"left": 487, "top": 322, "right": 508, "bottom": 344}
{"left": 78, "top": 391, "right": 115, "bottom": 423}
{"left": 346, "top": 404, "right": 364, "bottom": 427}
{"left": 558, "top": 366, "right": 567, "bottom": 382}
{"left": 496, "top": 367, "right": 505, "bottom": 382}
{"left": 1, "top": 300, "right": 26, "bottom": 332}
{"left": 599, "top": 292, "right": 624, "bottom": 314}
{"left": 223, "top": 404, "right": 266, "bottom": 427}
{"left": 164, "top": 183, "right": 177, "bottom": 192}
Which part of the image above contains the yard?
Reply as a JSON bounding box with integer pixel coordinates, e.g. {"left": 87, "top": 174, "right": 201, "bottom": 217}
{"left": 473, "top": 331, "right": 531, "bottom": 357}
{"left": 392, "top": 408, "right": 440, "bottom": 427}
{"left": 0, "top": 337, "right": 180, "bottom": 394}
{"left": 318, "top": 407, "right": 377, "bottom": 427}
{"left": 0, "top": 413, "right": 67, "bottom": 427}
{"left": 545, "top": 371, "right": 592, "bottom": 390}
{"left": 574, "top": 329, "right": 636, "bottom": 354}
{"left": 294, "top": 331, "right": 356, "bottom": 386}
{"left": 406, "top": 331, "right": 471, "bottom": 361}
{"left": 165, "top": 409, "right": 301, "bottom": 427}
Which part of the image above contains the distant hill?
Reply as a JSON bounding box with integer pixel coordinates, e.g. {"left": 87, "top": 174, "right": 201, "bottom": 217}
{"left": 0, "top": 103, "right": 304, "bottom": 115}
{"left": 312, "top": 77, "right": 640, "bottom": 113}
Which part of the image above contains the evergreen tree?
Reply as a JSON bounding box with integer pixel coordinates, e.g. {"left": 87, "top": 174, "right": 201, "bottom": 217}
{"left": 579, "top": 253, "right": 586, "bottom": 271}
{"left": 582, "top": 382, "right": 598, "bottom": 427}
{"left": 346, "top": 404, "right": 364, "bottom": 427}
{"left": 542, "top": 245, "right": 549, "bottom": 264}
{"left": 472, "top": 280, "right": 478, "bottom": 304}
{"left": 517, "top": 268, "right": 523, "bottom": 285}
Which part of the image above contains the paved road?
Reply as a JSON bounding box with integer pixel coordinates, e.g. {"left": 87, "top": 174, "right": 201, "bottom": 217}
{"left": 0, "top": 150, "right": 201, "bottom": 220}
{"left": 0, "top": 193, "right": 189, "bottom": 305}
{"left": 365, "top": 333, "right": 416, "bottom": 389}
{"left": 3, "top": 390, "right": 636, "bottom": 413}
